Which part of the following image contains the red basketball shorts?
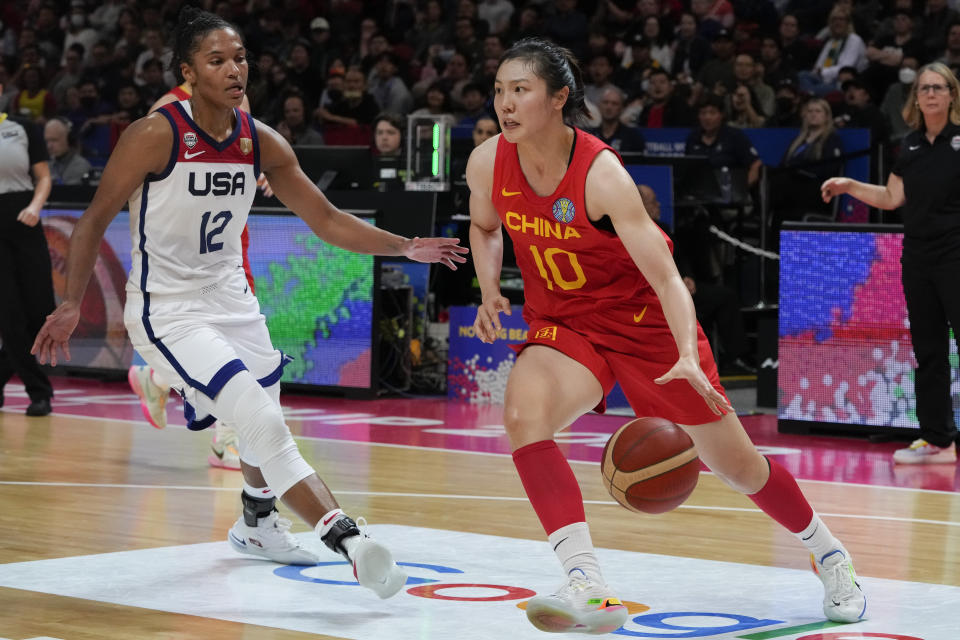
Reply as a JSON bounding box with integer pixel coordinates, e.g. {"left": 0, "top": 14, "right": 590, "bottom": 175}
{"left": 513, "top": 289, "right": 728, "bottom": 426}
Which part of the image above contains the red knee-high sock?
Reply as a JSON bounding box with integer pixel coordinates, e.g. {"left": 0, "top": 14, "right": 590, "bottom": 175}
{"left": 747, "top": 457, "right": 814, "bottom": 533}
{"left": 512, "top": 440, "right": 585, "bottom": 535}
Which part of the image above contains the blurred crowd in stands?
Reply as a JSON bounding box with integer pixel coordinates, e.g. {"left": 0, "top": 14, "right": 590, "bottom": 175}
{"left": 7, "top": 0, "right": 956, "bottom": 373}
{"left": 4, "top": 0, "right": 960, "bottom": 183}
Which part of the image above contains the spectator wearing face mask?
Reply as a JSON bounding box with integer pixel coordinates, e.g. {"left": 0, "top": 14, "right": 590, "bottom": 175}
{"left": 62, "top": 1, "right": 98, "bottom": 65}
{"left": 882, "top": 58, "right": 919, "bottom": 145}
{"left": 766, "top": 79, "right": 803, "bottom": 128}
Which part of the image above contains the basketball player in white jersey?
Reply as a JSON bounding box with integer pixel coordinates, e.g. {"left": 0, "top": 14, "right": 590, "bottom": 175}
{"left": 126, "top": 67, "right": 271, "bottom": 478}
{"left": 33, "top": 7, "right": 467, "bottom": 599}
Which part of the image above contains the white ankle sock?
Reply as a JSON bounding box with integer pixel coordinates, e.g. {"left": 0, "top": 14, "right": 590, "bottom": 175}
{"left": 548, "top": 522, "right": 603, "bottom": 583}
{"left": 243, "top": 481, "right": 274, "bottom": 500}
{"left": 796, "top": 514, "right": 842, "bottom": 563}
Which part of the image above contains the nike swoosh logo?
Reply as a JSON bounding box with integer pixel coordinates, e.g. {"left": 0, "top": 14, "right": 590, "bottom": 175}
{"left": 552, "top": 536, "right": 569, "bottom": 551}
{"left": 322, "top": 513, "right": 339, "bottom": 526}
{"left": 261, "top": 488, "right": 271, "bottom": 494}
{"left": 501, "top": 187, "right": 522, "bottom": 197}
{"left": 184, "top": 150, "right": 206, "bottom": 159}
{"left": 633, "top": 306, "right": 648, "bottom": 323}
{"left": 908, "top": 145, "right": 920, "bottom": 151}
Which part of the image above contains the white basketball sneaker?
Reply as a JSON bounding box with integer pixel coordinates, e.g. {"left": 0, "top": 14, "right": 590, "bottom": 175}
{"left": 892, "top": 439, "right": 957, "bottom": 465}
{"left": 209, "top": 421, "right": 242, "bottom": 470}
{"left": 127, "top": 365, "right": 169, "bottom": 429}
{"left": 526, "top": 569, "right": 628, "bottom": 634}
{"left": 350, "top": 523, "right": 408, "bottom": 599}
{"left": 811, "top": 548, "right": 867, "bottom": 623}
{"left": 320, "top": 514, "right": 407, "bottom": 599}
{"left": 228, "top": 510, "right": 320, "bottom": 565}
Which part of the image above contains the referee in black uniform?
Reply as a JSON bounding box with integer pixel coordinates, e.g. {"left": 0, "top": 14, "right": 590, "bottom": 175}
{"left": 821, "top": 62, "right": 960, "bottom": 465}
{"left": 0, "top": 103, "right": 55, "bottom": 416}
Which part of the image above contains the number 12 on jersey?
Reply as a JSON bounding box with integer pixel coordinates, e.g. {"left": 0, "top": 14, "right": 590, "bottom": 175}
{"left": 199, "top": 210, "right": 233, "bottom": 254}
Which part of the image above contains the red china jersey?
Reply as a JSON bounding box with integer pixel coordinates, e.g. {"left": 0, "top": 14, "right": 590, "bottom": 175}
{"left": 491, "top": 128, "right": 669, "bottom": 319}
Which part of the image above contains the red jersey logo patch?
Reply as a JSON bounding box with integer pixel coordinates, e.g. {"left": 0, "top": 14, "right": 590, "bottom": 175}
{"left": 533, "top": 326, "right": 558, "bottom": 341}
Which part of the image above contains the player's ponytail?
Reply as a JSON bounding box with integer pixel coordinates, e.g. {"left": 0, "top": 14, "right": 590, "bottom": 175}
{"left": 498, "top": 37, "right": 592, "bottom": 126}
{"left": 170, "top": 5, "right": 239, "bottom": 84}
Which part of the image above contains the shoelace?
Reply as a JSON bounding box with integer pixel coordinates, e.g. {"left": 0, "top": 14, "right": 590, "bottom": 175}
{"left": 826, "top": 561, "right": 857, "bottom": 602}
{"left": 355, "top": 516, "right": 369, "bottom": 536}
{"left": 259, "top": 512, "right": 297, "bottom": 543}
{"left": 558, "top": 571, "right": 592, "bottom": 598}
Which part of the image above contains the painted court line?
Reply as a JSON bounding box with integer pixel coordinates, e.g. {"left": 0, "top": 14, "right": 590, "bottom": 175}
{"left": 16, "top": 409, "right": 960, "bottom": 498}
{"left": 1, "top": 480, "right": 957, "bottom": 528}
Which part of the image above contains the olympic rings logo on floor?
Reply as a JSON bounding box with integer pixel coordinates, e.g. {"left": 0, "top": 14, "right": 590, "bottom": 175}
{"left": 273, "top": 564, "right": 924, "bottom": 639}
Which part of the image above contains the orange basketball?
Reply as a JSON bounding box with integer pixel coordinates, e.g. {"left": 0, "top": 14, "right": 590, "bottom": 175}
{"left": 600, "top": 417, "right": 700, "bottom": 514}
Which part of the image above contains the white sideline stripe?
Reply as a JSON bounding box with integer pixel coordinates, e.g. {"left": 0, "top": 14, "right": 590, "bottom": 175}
{"left": 1, "top": 480, "right": 958, "bottom": 528}
{"left": 21, "top": 410, "right": 960, "bottom": 497}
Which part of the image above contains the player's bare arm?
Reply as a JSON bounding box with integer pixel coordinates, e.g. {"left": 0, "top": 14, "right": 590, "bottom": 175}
{"left": 821, "top": 172, "right": 905, "bottom": 210}
{"left": 31, "top": 114, "right": 173, "bottom": 365}
{"left": 256, "top": 120, "right": 466, "bottom": 268}
{"left": 587, "top": 151, "right": 731, "bottom": 414}
{"left": 467, "top": 135, "right": 510, "bottom": 343}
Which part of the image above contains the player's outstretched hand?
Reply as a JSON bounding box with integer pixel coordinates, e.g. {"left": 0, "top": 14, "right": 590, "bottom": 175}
{"left": 473, "top": 295, "right": 511, "bottom": 343}
{"left": 820, "top": 177, "right": 850, "bottom": 203}
{"left": 404, "top": 236, "right": 469, "bottom": 269}
{"left": 31, "top": 302, "right": 80, "bottom": 367}
{"left": 655, "top": 355, "right": 733, "bottom": 416}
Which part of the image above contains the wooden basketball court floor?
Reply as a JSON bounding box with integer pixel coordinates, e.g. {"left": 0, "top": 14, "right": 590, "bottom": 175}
{"left": 1, "top": 376, "right": 958, "bottom": 640}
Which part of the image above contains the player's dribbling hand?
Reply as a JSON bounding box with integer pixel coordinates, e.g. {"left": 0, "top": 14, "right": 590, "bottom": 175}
{"left": 820, "top": 177, "right": 850, "bottom": 203}
{"left": 30, "top": 302, "right": 80, "bottom": 367}
{"left": 655, "top": 355, "right": 733, "bottom": 416}
{"left": 473, "top": 295, "right": 511, "bottom": 343}
{"left": 403, "top": 236, "right": 469, "bottom": 269}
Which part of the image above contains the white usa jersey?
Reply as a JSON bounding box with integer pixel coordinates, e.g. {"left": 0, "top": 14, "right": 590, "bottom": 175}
{"left": 126, "top": 100, "right": 259, "bottom": 295}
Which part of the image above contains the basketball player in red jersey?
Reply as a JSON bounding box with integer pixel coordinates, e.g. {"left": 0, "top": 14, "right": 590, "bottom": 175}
{"left": 466, "top": 38, "right": 866, "bottom": 634}
{"left": 127, "top": 78, "right": 272, "bottom": 471}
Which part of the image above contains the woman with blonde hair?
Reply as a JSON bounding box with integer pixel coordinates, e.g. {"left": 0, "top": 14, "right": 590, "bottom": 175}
{"left": 798, "top": 6, "right": 867, "bottom": 96}
{"left": 822, "top": 62, "right": 960, "bottom": 465}
{"left": 783, "top": 98, "right": 843, "bottom": 173}
{"left": 771, "top": 97, "right": 843, "bottom": 222}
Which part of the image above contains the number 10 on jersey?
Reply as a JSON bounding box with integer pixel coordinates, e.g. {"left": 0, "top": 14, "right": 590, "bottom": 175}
{"left": 200, "top": 210, "right": 233, "bottom": 254}
{"left": 529, "top": 245, "right": 587, "bottom": 291}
